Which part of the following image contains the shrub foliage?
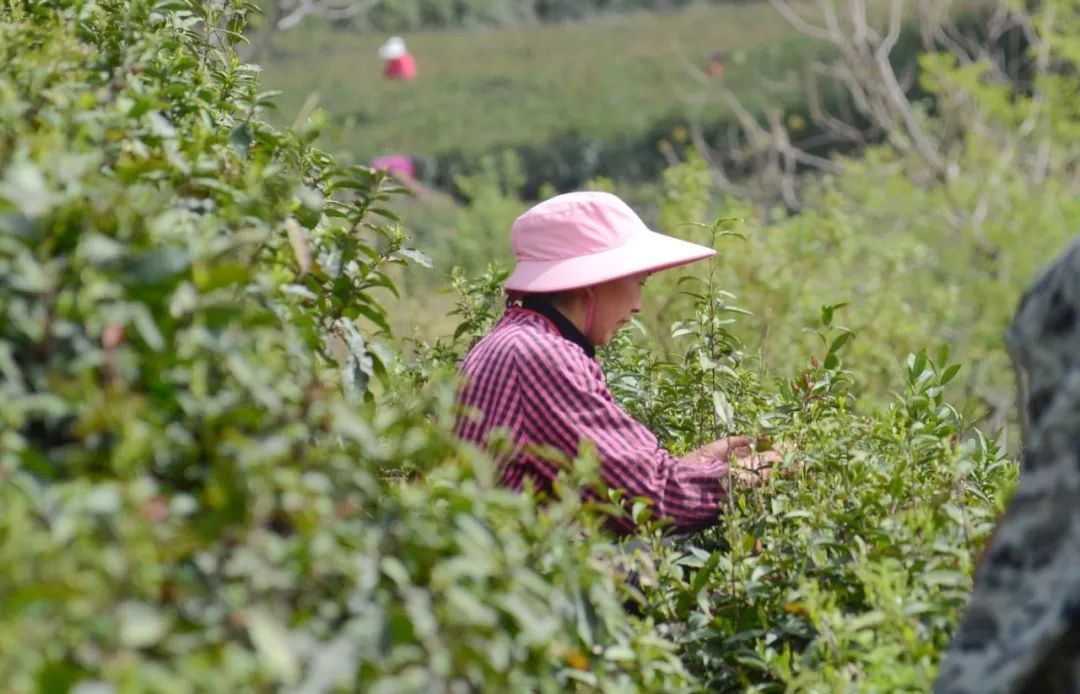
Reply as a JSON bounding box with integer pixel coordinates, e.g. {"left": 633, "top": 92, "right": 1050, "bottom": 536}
{"left": 0, "top": 2, "right": 691, "bottom": 691}
{"left": 3, "top": 0, "right": 1065, "bottom": 692}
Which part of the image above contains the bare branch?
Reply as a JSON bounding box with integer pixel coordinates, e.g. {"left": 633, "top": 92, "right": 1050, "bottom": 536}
{"left": 849, "top": 0, "right": 869, "bottom": 47}
{"left": 769, "top": 0, "right": 836, "bottom": 43}
{"left": 877, "top": 0, "right": 903, "bottom": 60}
{"left": 819, "top": 1, "right": 849, "bottom": 54}
{"left": 687, "top": 121, "right": 751, "bottom": 201}
{"left": 873, "top": 2, "right": 944, "bottom": 172}
{"left": 805, "top": 62, "right": 866, "bottom": 143}
{"left": 691, "top": 0, "right": 1061, "bottom": 208}
{"left": 277, "top": 0, "right": 316, "bottom": 31}
{"left": 277, "top": 0, "right": 377, "bottom": 31}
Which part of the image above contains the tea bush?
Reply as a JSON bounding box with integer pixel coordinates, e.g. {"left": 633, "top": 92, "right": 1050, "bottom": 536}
{"left": 0, "top": 0, "right": 1046, "bottom": 691}
{"left": 0, "top": 1, "right": 696, "bottom": 690}
{"left": 388, "top": 0, "right": 1080, "bottom": 689}
{"left": 388, "top": 1, "right": 1080, "bottom": 684}
{"left": 602, "top": 294, "right": 1015, "bottom": 691}
{"left": 407, "top": 253, "right": 1018, "bottom": 692}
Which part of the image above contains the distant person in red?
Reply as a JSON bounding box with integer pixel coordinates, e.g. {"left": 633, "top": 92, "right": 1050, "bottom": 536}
{"left": 379, "top": 36, "right": 417, "bottom": 81}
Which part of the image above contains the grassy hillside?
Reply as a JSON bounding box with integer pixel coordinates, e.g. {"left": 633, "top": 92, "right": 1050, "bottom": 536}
{"left": 260, "top": 1, "right": 992, "bottom": 195}
{"left": 260, "top": 3, "right": 819, "bottom": 169}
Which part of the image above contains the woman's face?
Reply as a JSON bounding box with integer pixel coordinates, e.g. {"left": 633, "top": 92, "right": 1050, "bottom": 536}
{"left": 587, "top": 272, "right": 649, "bottom": 346}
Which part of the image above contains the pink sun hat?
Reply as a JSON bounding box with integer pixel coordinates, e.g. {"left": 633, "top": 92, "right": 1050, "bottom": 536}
{"left": 504, "top": 191, "right": 716, "bottom": 293}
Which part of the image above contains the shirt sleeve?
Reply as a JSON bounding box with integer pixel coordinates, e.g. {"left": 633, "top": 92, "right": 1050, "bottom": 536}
{"left": 518, "top": 343, "right": 732, "bottom": 534}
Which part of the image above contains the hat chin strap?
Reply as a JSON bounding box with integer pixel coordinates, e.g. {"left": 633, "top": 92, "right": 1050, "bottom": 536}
{"left": 583, "top": 292, "right": 597, "bottom": 342}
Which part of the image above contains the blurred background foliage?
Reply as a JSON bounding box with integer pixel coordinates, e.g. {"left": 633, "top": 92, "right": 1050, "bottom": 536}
{"left": 262, "top": 2, "right": 831, "bottom": 194}
{"left": 258, "top": 0, "right": 1001, "bottom": 196}
{"left": 3, "top": 0, "right": 1080, "bottom": 691}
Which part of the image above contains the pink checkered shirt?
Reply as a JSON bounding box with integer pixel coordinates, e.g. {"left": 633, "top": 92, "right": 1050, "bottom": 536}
{"left": 454, "top": 306, "right": 731, "bottom": 534}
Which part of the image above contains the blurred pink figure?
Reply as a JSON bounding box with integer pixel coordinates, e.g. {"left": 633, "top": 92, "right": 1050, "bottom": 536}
{"left": 371, "top": 154, "right": 416, "bottom": 179}
{"left": 371, "top": 154, "right": 426, "bottom": 198}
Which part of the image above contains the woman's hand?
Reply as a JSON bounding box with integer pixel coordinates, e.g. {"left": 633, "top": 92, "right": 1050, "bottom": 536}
{"left": 729, "top": 448, "right": 783, "bottom": 485}
{"left": 680, "top": 436, "right": 790, "bottom": 487}
{"left": 681, "top": 435, "right": 751, "bottom": 465}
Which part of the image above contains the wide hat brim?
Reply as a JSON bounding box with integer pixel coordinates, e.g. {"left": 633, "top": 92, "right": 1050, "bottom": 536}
{"left": 504, "top": 229, "right": 715, "bottom": 293}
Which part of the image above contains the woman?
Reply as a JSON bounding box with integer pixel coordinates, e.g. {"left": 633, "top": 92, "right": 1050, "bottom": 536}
{"left": 378, "top": 36, "right": 417, "bottom": 81}
{"left": 454, "top": 192, "right": 778, "bottom": 534}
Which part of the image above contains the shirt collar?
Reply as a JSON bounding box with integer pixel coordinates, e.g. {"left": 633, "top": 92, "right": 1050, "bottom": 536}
{"left": 518, "top": 295, "right": 596, "bottom": 359}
